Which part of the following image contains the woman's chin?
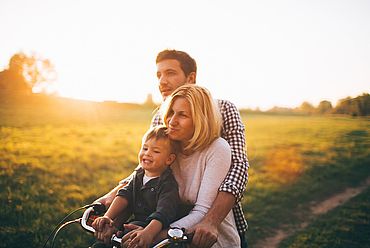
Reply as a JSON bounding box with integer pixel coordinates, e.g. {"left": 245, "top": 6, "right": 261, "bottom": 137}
{"left": 168, "top": 133, "right": 178, "bottom": 140}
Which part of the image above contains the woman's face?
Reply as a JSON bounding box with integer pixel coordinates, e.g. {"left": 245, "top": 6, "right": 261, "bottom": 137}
{"left": 166, "top": 97, "right": 194, "bottom": 143}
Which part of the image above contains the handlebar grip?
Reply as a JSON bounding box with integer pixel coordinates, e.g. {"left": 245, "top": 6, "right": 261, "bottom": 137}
{"left": 92, "top": 202, "right": 106, "bottom": 214}
{"left": 111, "top": 234, "right": 122, "bottom": 246}
{"left": 185, "top": 232, "right": 194, "bottom": 243}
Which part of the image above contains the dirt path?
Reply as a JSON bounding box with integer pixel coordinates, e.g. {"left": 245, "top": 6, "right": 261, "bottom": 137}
{"left": 254, "top": 177, "right": 370, "bottom": 248}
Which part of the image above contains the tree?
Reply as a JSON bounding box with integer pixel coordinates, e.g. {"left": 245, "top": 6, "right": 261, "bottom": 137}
{"left": 333, "top": 97, "right": 351, "bottom": 115}
{"left": 317, "top": 100, "right": 333, "bottom": 114}
{"left": 299, "top": 101, "right": 315, "bottom": 114}
{"left": 333, "top": 93, "right": 370, "bottom": 116}
{"left": 143, "top": 93, "right": 156, "bottom": 107}
{"left": 0, "top": 53, "right": 30, "bottom": 94}
{"left": 355, "top": 93, "right": 370, "bottom": 116}
{"left": 0, "top": 52, "right": 56, "bottom": 95}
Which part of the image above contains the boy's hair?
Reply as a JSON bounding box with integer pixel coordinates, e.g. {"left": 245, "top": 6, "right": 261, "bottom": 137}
{"left": 156, "top": 49, "right": 197, "bottom": 80}
{"left": 142, "top": 125, "right": 180, "bottom": 154}
{"left": 163, "top": 85, "right": 222, "bottom": 154}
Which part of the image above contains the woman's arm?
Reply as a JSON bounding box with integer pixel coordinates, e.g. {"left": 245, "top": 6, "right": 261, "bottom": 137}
{"left": 189, "top": 100, "right": 249, "bottom": 246}
{"left": 171, "top": 139, "right": 231, "bottom": 229}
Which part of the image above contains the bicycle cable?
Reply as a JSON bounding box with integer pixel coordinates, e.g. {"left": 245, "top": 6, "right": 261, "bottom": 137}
{"left": 42, "top": 202, "right": 103, "bottom": 248}
{"left": 50, "top": 218, "right": 81, "bottom": 248}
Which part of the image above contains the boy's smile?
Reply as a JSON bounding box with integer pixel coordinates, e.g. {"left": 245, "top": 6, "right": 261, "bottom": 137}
{"left": 139, "top": 138, "right": 176, "bottom": 177}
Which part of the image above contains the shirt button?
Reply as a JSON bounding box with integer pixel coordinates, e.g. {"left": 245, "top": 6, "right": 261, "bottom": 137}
{"left": 151, "top": 188, "right": 155, "bottom": 192}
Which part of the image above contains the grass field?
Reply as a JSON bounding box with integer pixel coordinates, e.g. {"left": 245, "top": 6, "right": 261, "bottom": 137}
{"left": 279, "top": 186, "right": 370, "bottom": 248}
{"left": 1, "top": 95, "right": 369, "bottom": 248}
{"left": 242, "top": 113, "right": 370, "bottom": 246}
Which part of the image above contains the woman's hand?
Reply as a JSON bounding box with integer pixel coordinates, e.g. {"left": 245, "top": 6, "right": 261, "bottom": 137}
{"left": 188, "top": 221, "right": 218, "bottom": 248}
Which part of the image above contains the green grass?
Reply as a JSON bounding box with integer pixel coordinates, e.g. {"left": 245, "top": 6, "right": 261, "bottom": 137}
{"left": 242, "top": 113, "right": 370, "bottom": 245}
{"left": 279, "top": 187, "right": 370, "bottom": 248}
{"left": 1, "top": 95, "right": 369, "bottom": 247}
{"left": 0, "top": 96, "right": 154, "bottom": 248}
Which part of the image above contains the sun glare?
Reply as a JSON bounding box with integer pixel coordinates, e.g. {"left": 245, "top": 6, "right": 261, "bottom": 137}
{"left": 1, "top": 1, "right": 368, "bottom": 110}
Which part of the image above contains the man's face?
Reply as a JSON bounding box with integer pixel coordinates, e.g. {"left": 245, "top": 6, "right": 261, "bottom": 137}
{"left": 156, "top": 59, "right": 193, "bottom": 100}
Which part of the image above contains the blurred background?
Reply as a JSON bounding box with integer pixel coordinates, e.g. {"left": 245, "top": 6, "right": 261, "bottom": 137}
{"left": 0, "top": 1, "right": 369, "bottom": 248}
{"left": 1, "top": 0, "right": 369, "bottom": 110}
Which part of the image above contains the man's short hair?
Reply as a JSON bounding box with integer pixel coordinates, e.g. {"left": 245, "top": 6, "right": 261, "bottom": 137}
{"left": 156, "top": 49, "right": 197, "bottom": 78}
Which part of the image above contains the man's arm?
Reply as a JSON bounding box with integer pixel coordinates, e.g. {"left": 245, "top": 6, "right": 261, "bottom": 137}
{"left": 218, "top": 100, "right": 249, "bottom": 200}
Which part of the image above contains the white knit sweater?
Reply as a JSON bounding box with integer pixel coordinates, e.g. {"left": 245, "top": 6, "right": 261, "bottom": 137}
{"left": 170, "top": 137, "right": 240, "bottom": 247}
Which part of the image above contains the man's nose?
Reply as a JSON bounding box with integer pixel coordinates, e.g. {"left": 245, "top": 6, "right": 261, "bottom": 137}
{"left": 159, "top": 76, "right": 167, "bottom": 85}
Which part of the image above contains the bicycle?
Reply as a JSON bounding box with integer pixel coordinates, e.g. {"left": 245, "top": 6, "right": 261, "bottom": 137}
{"left": 43, "top": 202, "right": 192, "bottom": 248}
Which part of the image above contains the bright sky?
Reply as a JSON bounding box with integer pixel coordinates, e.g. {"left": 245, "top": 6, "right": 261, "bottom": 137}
{"left": 1, "top": 0, "right": 369, "bottom": 110}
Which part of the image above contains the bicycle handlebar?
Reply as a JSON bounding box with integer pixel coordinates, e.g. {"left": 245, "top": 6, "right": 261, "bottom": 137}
{"left": 80, "top": 205, "right": 122, "bottom": 246}
{"left": 80, "top": 204, "right": 192, "bottom": 248}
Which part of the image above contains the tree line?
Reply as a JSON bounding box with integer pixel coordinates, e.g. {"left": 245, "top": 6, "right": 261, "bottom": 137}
{"left": 1, "top": 52, "right": 369, "bottom": 116}
{"left": 265, "top": 93, "right": 369, "bottom": 116}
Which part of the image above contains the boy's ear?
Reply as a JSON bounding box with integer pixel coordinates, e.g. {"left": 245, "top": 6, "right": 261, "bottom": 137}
{"left": 166, "top": 154, "right": 176, "bottom": 165}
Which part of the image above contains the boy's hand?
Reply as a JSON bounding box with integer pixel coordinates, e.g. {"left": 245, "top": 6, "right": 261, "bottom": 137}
{"left": 121, "top": 224, "right": 143, "bottom": 247}
{"left": 127, "top": 229, "right": 154, "bottom": 248}
{"left": 92, "top": 216, "right": 113, "bottom": 231}
{"left": 92, "top": 216, "right": 116, "bottom": 244}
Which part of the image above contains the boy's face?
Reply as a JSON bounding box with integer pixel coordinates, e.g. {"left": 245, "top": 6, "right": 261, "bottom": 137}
{"left": 139, "top": 137, "right": 176, "bottom": 176}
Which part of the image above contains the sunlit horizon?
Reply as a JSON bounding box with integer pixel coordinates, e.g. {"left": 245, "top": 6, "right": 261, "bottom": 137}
{"left": 51, "top": 81, "right": 368, "bottom": 110}
{"left": 1, "top": 0, "right": 369, "bottom": 111}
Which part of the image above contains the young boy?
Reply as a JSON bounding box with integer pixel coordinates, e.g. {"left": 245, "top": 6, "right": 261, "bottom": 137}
{"left": 92, "top": 126, "right": 180, "bottom": 247}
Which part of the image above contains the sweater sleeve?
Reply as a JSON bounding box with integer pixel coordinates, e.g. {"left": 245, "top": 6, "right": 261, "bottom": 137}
{"left": 170, "top": 139, "right": 232, "bottom": 229}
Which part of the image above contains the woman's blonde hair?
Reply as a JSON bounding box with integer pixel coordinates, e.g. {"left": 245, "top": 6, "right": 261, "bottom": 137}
{"left": 163, "top": 85, "right": 222, "bottom": 154}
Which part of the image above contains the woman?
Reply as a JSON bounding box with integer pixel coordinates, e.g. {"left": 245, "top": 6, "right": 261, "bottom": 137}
{"left": 127, "top": 85, "right": 240, "bottom": 247}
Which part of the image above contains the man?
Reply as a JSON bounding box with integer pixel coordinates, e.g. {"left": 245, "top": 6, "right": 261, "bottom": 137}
{"left": 96, "top": 49, "right": 249, "bottom": 248}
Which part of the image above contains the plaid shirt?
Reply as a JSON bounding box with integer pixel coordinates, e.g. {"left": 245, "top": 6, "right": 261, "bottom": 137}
{"left": 152, "top": 99, "right": 249, "bottom": 234}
